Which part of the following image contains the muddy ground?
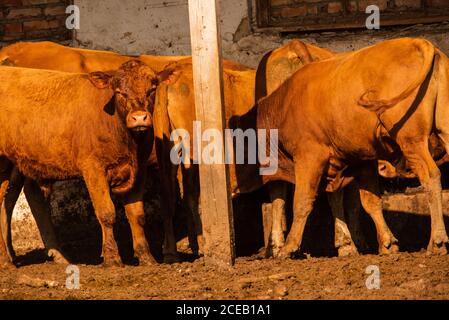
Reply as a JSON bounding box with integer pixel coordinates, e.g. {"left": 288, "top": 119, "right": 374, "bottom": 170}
{"left": 1, "top": 170, "right": 449, "bottom": 300}
{"left": 1, "top": 251, "right": 449, "bottom": 300}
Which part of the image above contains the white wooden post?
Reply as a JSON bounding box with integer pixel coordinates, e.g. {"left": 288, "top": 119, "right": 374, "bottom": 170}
{"left": 188, "top": 0, "right": 235, "bottom": 267}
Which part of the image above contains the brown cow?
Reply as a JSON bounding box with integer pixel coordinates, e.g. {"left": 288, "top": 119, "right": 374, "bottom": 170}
{"left": 0, "top": 41, "right": 252, "bottom": 263}
{"left": 153, "top": 40, "right": 337, "bottom": 261}
{"left": 0, "top": 60, "right": 167, "bottom": 267}
{"left": 255, "top": 38, "right": 448, "bottom": 258}
{"left": 0, "top": 41, "right": 179, "bottom": 263}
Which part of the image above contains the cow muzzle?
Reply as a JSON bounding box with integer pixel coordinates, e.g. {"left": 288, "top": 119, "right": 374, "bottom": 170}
{"left": 127, "top": 111, "right": 152, "bottom": 132}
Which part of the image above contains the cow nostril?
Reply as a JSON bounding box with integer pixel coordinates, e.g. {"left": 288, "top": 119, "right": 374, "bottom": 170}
{"left": 143, "top": 115, "right": 147, "bottom": 121}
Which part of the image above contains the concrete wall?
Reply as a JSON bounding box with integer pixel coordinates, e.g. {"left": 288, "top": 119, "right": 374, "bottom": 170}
{"left": 73, "top": 0, "right": 449, "bottom": 68}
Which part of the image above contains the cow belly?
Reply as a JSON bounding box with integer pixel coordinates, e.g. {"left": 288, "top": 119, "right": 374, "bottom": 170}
{"left": 13, "top": 155, "right": 79, "bottom": 181}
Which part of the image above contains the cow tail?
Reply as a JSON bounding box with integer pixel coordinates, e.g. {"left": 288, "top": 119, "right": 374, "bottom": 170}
{"left": 358, "top": 39, "right": 435, "bottom": 116}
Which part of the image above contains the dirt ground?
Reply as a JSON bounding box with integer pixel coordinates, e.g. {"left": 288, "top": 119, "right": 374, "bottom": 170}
{"left": 2, "top": 170, "right": 449, "bottom": 300}
{"left": 1, "top": 250, "right": 449, "bottom": 300}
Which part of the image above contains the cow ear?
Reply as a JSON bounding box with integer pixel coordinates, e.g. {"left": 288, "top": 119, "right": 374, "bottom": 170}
{"left": 157, "top": 67, "right": 179, "bottom": 84}
{"left": 289, "top": 39, "right": 313, "bottom": 64}
{"left": 88, "top": 71, "right": 114, "bottom": 89}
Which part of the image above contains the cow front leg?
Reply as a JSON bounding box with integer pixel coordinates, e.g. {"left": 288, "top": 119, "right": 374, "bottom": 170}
{"left": 23, "top": 178, "right": 69, "bottom": 264}
{"left": 122, "top": 165, "right": 156, "bottom": 265}
{"left": 181, "top": 165, "right": 203, "bottom": 257}
{"left": 344, "top": 181, "right": 369, "bottom": 252}
{"left": 278, "top": 148, "right": 328, "bottom": 259}
{"left": 357, "top": 163, "right": 398, "bottom": 255}
{"left": 158, "top": 156, "right": 180, "bottom": 263}
{"left": 0, "top": 167, "right": 24, "bottom": 262}
{"left": 82, "top": 165, "right": 122, "bottom": 267}
{"left": 0, "top": 159, "right": 14, "bottom": 267}
{"left": 328, "top": 189, "right": 358, "bottom": 257}
{"left": 400, "top": 139, "right": 448, "bottom": 255}
{"left": 123, "top": 201, "right": 156, "bottom": 265}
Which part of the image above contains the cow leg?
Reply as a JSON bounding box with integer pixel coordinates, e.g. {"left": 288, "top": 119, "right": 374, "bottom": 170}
{"left": 0, "top": 158, "right": 14, "bottom": 267}
{"left": 81, "top": 165, "right": 122, "bottom": 267}
{"left": 122, "top": 165, "right": 156, "bottom": 265}
{"left": 357, "top": 163, "right": 398, "bottom": 255}
{"left": 343, "top": 182, "right": 369, "bottom": 251}
{"left": 181, "top": 165, "right": 203, "bottom": 257}
{"left": 267, "top": 181, "right": 288, "bottom": 257}
{"left": 123, "top": 201, "right": 155, "bottom": 265}
{"left": 328, "top": 189, "right": 358, "bottom": 257}
{"left": 278, "top": 149, "right": 328, "bottom": 259}
{"left": 159, "top": 158, "right": 180, "bottom": 263}
{"left": 0, "top": 167, "right": 24, "bottom": 262}
{"left": 22, "top": 178, "right": 69, "bottom": 264}
{"left": 400, "top": 139, "right": 448, "bottom": 255}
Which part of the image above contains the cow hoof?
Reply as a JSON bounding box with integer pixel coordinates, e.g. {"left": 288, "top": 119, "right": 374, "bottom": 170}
{"left": 275, "top": 249, "right": 293, "bottom": 260}
{"left": 48, "top": 249, "right": 70, "bottom": 265}
{"left": 138, "top": 254, "right": 158, "bottom": 266}
{"left": 102, "top": 257, "right": 124, "bottom": 268}
{"left": 338, "top": 244, "right": 359, "bottom": 257}
{"left": 0, "top": 258, "right": 15, "bottom": 269}
{"left": 427, "top": 232, "right": 449, "bottom": 256}
{"left": 163, "top": 253, "right": 181, "bottom": 264}
{"left": 379, "top": 243, "right": 399, "bottom": 255}
{"left": 427, "top": 242, "right": 448, "bottom": 256}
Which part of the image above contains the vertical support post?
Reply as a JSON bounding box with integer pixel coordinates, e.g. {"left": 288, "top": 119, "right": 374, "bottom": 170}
{"left": 188, "top": 0, "right": 235, "bottom": 267}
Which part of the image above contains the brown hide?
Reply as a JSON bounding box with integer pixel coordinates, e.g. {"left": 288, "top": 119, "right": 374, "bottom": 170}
{"left": 255, "top": 40, "right": 335, "bottom": 101}
{"left": 154, "top": 39, "right": 325, "bottom": 195}
{"left": 0, "top": 61, "right": 161, "bottom": 265}
{"left": 257, "top": 38, "right": 436, "bottom": 188}
{"left": 0, "top": 41, "right": 186, "bottom": 73}
{"left": 0, "top": 65, "right": 141, "bottom": 193}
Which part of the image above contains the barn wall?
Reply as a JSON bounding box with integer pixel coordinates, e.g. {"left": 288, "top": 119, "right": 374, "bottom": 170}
{"left": 0, "top": 0, "right": 72, "bottom": 46}
{"left": 73, "top": 0, "right": 449, "bottom": 67}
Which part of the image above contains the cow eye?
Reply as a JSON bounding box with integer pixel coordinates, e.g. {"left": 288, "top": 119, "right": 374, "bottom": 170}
{"left": 116, "top": 90, "right": 128, "bottom": 99}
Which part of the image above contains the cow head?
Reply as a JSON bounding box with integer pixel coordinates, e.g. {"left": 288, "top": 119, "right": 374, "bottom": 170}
{"left": 88, "top": 60, "right": 170, "bottom": 132}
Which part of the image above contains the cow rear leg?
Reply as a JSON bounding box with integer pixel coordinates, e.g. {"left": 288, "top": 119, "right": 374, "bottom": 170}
{"left": 344, "top": 182, "right": 369, "bottom": 251}
{"left": 22, "top": 178, "right": 69, "bottom": 264}
{"left": 358, "top": 163, "right": 398, "bottom": 255}
{"left": 0, "top": 159, "right": 14, "bottom": 267}
{"left": 182, "top": 166, "right": 203, "bottom": 257}
{"left": 278, "top": 148, "right": 328, "bottom": 259}
{"left": 0, "top": 167, "right": 24, "bottom": 262}
{"left": 82, "top": 165, "right": 122, "bottom": 267}
{"left": 266, "top": 181, "right": 288, "bottom": 258}
{"left": 401, "top": 139, "right": 448, "bottom": 255}
{"left": 328, "top": 189, "right": 358, "bottom": 257}
{"left": 160, "top": 161, "right": 180, "bottom": 264}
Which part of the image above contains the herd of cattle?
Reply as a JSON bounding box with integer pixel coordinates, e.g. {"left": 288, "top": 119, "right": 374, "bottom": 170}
{"left": 0, "top": 37, "right": 448, "bottom": 269}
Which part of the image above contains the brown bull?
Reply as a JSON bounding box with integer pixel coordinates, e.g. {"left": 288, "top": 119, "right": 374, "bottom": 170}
{"left": 0, "top": 60, "right": 167, "bottom": 267}
{"left": 153, "top": 40, "right": 335, "bottom": 261}
{"left": 255, "top": 38, "right": 449, "bottom": 258}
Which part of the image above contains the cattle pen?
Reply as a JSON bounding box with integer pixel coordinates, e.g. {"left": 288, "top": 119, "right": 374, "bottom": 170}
{"left": 0, "top": 0, "right": 449, "bottom": 305}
